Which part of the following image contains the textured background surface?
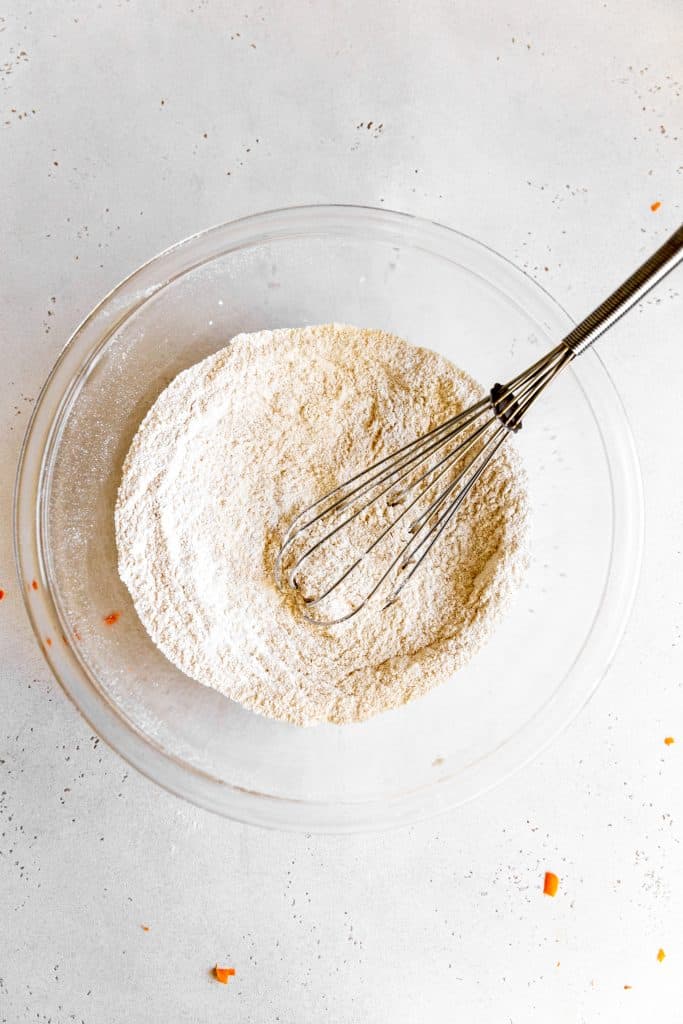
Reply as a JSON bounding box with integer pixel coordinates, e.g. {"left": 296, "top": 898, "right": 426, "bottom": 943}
{"left": 1, "top": 1, "right": 681, "bottom": 1021}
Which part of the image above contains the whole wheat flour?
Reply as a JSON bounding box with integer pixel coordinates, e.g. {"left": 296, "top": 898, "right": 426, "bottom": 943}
{"left": 115, "top": 324, "right": 530, "bottom": 726}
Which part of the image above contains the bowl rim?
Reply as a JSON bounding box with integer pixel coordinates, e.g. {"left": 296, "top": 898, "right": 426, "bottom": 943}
{"left": 13, "top": 203, "right": 644, "bottom": 832}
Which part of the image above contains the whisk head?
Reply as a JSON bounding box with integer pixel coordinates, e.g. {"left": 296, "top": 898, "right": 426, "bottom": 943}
{"left": 276, "top": 342, "right": 573, "bottom": 625}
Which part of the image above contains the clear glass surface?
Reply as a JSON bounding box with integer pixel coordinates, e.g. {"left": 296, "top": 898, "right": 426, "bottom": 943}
{"left": 13, "top": 205, "right": 643, "bottom": 832}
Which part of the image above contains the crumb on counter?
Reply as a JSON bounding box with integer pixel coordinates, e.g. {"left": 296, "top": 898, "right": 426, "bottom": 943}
{"left": 214, "top": 966, "right": 236, "bottom": 984}
{"left": 543, "top": 871, "right": 559, "bottom": 897}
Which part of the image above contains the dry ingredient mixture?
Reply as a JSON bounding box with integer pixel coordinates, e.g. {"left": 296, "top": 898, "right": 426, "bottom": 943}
{"left": 115, "top": 324, "right": 530, "bottom": 726}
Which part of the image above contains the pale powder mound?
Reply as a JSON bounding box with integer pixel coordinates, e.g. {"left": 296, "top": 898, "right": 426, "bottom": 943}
{"left": 115, "top": 324, "right": 530, "bottom": 726}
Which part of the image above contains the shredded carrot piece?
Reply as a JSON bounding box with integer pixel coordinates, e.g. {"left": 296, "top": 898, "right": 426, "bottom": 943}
{"left": 650, "top": 201, "right": 661, "bottom": 212}
{"left": 657, "top": 948, "right": 666, "bottom": 962}
{"left": 543, "top": 871, "right": 559, "bottom": 897}
{"left": 31, "top": 579, "right": 39, "bottom": 591}
{"left": 103, "top": 611, "right": 121, "bottom": 626}
{"left": 664, "top": 736, "right": 675, "bottom": 745}
{"left": 0, "top": 588, "right": 5, "bottom": 600}
{"left": 214, "top": 966, "right": 235, "bottom": 984}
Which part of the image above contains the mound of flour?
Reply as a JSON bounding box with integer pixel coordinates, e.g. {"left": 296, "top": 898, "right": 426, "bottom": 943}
{"left": 115, "top": 324, "right": 530, "bottom": 725}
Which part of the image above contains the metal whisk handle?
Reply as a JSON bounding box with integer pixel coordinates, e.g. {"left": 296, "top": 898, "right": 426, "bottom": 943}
{"left": 562, "top": 224, "right": 683, "bottom": 357}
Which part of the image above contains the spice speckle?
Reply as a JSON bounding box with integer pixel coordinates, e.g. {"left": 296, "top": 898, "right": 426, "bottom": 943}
{"left": 31, "top": 579, "right": 39, "bottom": 591}
{"left": 103, "top": 611, "right": 121, "bottom": 626}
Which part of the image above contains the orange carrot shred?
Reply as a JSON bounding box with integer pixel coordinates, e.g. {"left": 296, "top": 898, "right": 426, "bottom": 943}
{"left": 103, "top": 611, "right": 121, "bottom": 626}
{"left": 31, "top": 579, "right": 39, "bottom": 591}
{"left": 543, "top": 871, "right": 559, "bottom": 897}
{"left": 0, "top": 588, "right": 5, "bottom": 600}
{"left": 657, "top": 948, "right": 666, "bottom": 962}
{"left": 650, "top": 201, "right": 661, "bottom": 212}
{"left": 214, "top": 966, "right": 235, "bottom": 984}
{"left": 664, "top": 736, "right": 674, "bottom": 745}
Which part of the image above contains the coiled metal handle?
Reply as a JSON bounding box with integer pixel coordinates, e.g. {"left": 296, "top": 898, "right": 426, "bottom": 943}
{"left": 563, "top": 224, "right": 683, "bottom": 357}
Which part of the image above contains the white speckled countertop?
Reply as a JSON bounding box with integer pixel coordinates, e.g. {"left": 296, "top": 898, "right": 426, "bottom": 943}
{"left": 1, "top": 2, "right": 681, "bottom": 1021}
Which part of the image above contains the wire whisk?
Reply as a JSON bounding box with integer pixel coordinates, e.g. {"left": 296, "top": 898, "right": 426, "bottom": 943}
{"left": 276, "top": 225, "right": 683, "bottom": 625}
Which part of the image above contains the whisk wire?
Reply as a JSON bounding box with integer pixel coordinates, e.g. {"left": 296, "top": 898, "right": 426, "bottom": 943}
{"left": 301, "top": 414, "right": 502, "bottom": 612}
{"left": 276, "top": 225, "right": 683, "bottom": 625}
{"left": 384, "top": 430, "right": 509, "bottom": 607}
{"left": 281, "top": 397, "right": 490, "bottom": 539}
{"left": 279, "top": 348, "right": 570, "bottom": 623}
{"left": 276, "top": 397, "right": 491, "bottom": 587}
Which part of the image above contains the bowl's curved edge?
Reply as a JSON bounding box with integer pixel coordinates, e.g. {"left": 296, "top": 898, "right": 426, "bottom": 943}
{"left": 13, "top": 204, "right": 645, "bottom": 833}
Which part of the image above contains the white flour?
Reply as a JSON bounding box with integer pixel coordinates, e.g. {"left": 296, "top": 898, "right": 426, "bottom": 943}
{"left": 115, "top": 324, "right": 530, "bottom": 726}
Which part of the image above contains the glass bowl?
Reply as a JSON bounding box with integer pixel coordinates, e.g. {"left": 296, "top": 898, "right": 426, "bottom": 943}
{"left": 14, "top": 205, "right": 643, "bottom": 832}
